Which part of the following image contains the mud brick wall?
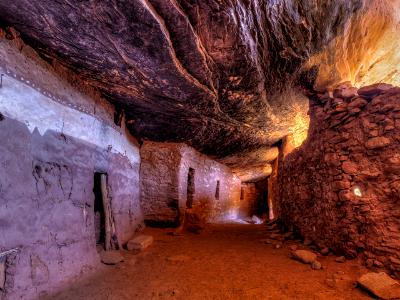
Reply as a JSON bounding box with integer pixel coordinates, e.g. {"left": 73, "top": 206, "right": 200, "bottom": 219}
{"left": 278, "top": 83, "right": 400, "bottom": 277}
{"left": 239, "top": 183, "right": 260, "bottom": 218}
{"left": 0, "top": 38, "right": 143, "bottom": 299}
{"left": 140, "top": 142, "right": 183, "bottom": 225}
{"left": 140, "top": 142, "right": 241, "bottom": 225}
{"left": 179, "top": 145, "right": 241, "bottom": 222}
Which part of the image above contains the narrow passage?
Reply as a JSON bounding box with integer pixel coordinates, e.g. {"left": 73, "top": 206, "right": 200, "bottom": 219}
{"left": 49, "top": 224, "right": 371, "bottom": 300}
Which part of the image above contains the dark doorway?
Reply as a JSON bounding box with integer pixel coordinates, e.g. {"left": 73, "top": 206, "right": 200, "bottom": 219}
{"left": 240, "top": 187, "right": 244, "bottom": 201}
{"left": 215, "top": 180, "right": 220, "bottom": 200}
{"left": 93, "top": 172, "right": 120, "bottom": 250}
{"left": 186, "top": 168, "right": 195, "bottom": 208}
{"left": 93, "top": 172, "right": 106, "bottom": 248}
{"left": 254, "top": 179, "right": 269, "bottom": 217}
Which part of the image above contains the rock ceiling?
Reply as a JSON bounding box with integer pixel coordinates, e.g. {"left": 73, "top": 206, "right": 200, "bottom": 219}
{"left": 0, "top": 0, "right": 399, "bottom": 181}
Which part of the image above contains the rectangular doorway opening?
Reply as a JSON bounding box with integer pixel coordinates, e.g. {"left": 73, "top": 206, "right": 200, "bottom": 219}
{"left": 215, "top": 180, "right": 220, "bottom": 200}
{"left": 94, "top": 172, "right": 106, "bottom": 249}
{"left": 186, "top": 168, "right": 195, "bottom": 208}
{"left": 93, "top": 172, "right": 120, "bottom": 251}
{"left": 240, "top": 187, "right": 244, "bottom": 201}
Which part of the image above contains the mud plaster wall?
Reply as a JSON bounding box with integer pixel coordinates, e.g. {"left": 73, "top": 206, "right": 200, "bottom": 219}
{"left": 140, "top": 142, "right": 182, "bottom": 225}
{"left": 239, "top": 183, "right": 259, "bottom": 218}
{"left": 278, "top": 84, "right": 400, "bottom": 278}
{"left": 179, "top": 145, "right": 241, "bottom": 222}
{"left": 239, "top": 180, "right": 268, "bottom": 218}
{"left": 0, "top": 39, "right": 143, "bottom": 299}
{"left": 140, "top": 142, "right": 241, "bottom": 225}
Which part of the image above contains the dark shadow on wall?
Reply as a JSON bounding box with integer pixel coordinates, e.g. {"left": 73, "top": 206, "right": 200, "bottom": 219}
{"left": 186, "top": 167, "right": 195, "bottom": 209}
{"left": 93, "top": 172, "right": 106, "bottom": 249}
{"left": 239, "top": 179, "right": 269, "bottom": 218}
{"left": 254, "top": 180, "right": 269, "bottom": 217}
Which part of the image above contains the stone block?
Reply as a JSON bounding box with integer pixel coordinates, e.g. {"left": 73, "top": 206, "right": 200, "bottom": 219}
{"left": 365, "top": 137, "right": 391, "bottom": 149}
{"left": 332, "top": 181, "right": 351, "bottom": 191}
{"left": 342, "top": 161, "right": 358, "bottom": 175}
{"left": 311, "top": 261, "right": 322, "bottom": 270}
{"left": 348, "top": 98, "right": 368, "bottom": 109}
{"left": 333, "top": 86, "right": 358, "bottom": 99}
{"left": 384, "top": 166, "right": 400, "bottom": 175}
{"left": 338, "top": 190, "right": 353, "bottom": 201}
{"left": 100, "top": 251, "right": 124, "bottom": 265}
{"left": 389, "top": 256, "right": 400, "bottom": 266}
{"left": 335, "top": 256, "right": 346, "bottom": 263}
{"left": 291, "top": 250, "right": 317, "bottom": 264}
{"left": 357, "top": 272, "right": 400, "bottom": 299}
{"left": 358, "top": 83, "right": 393, "bottom": 99}
{"left": 127, "top": 235, "right": 154, "bottom": 251}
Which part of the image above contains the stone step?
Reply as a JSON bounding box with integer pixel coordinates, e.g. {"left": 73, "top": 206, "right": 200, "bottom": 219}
{"left": 357, "top": 272, "right": 400, "bottom": 299}
{"left": 127, "top": 235, "right": 154, "bottom": 251}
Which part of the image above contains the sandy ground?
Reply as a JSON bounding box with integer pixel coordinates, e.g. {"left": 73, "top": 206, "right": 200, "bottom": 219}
{"left": 46, "top": 224, "right": 374, "bottom": 300}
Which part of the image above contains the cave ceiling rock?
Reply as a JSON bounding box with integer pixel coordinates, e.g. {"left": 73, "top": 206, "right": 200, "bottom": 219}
{"left": 0, "top": 0, "right": 399, "bottom": 180}
{"left": 308, "top": 0, "right": 400, "bottom": 90}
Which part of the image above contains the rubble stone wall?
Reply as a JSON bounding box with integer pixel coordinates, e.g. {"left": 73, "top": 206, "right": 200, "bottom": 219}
{"left": 279, "top": 83, "right": 400, "bottom": 277}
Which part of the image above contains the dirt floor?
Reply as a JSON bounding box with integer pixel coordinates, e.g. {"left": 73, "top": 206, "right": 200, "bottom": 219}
{"left": 46, "top": 224, "right": 374, "bottom": 300}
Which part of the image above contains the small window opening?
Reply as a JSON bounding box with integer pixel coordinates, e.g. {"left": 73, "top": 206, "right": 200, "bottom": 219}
{"left": 93, "top": 172, "right": 106, "bottom": 248}
{"left": 240, "top": 187, "right": 245, "bottom": 201}
{"left": 215, "top": 180, "right": 220, "bottom": 200}
{"left": 186, "top": 168, "right": 195, "bottom": 208}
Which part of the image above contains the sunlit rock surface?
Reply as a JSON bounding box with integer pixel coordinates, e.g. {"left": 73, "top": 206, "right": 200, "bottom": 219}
{"left": 308, "top": 0, "right": 400, "bottom": 90}
{"left": 0, "top": 0, "right": 398, "bottom": 174}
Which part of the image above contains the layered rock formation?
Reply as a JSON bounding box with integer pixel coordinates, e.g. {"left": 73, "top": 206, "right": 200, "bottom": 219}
{"left": 2, "top": 0, "right": 399, "bottom": 178}
{"left": 279, "top": 83, "right": 400, "bottom": 278}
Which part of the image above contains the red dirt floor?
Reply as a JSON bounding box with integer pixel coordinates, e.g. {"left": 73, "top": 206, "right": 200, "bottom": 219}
{"left": 47, "top": 224, "right": 374, "bottom": 300}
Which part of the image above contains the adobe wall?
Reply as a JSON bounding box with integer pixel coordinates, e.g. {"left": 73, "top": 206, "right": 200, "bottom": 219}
{"left": 278, "top": 83, "right": 400, "bottom": 277}
{"left": 140, "top": 142, "right": 241, "bottom": 225}
{"left": 239, "top": 180, "right": 268, "bottom": 219}
{"left": 239, "top": 183, "right": 259, "bottom": 218}
{"left": 0, "top": 35, "right": 143, "bottom": 299}
{"left": 139, "top": 142, "right": 182, "bottom": 225}
{"left": 179, "top": 144, "right": 241, "bottom": 222}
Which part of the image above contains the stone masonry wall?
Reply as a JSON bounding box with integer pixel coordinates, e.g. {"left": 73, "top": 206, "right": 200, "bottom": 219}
{"left": 239, "top": 183, "right": 260, "bottom": 218}
{"left": 139, "top": 142, "right": 182, "bottom": 225}
{"left": 239, "top": 180, "right": 268, "bottom": 219}
{"left": 279, "top": 83, "right": 400, "bottom": 278}
{"left": 179, "top": 145, "right": 241, "bottom": 222}
{"left": 140, "top": 142, "right": 241, "bottom": 225}
{"left": 0, "top": 35, "right": 143, "bottom": 299}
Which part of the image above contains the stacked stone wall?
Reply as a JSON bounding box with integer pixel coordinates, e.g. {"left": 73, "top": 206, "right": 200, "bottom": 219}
{"left": 279, "top": 83, "right": 400, "bottom": 277}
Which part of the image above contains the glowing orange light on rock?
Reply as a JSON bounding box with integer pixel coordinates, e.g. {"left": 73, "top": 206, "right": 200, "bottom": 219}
{"left": 353, "top": 187, "right": 362, "bottom": 197}
{"left": 292, "top": 112, "right": 310, "bottom": 148}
